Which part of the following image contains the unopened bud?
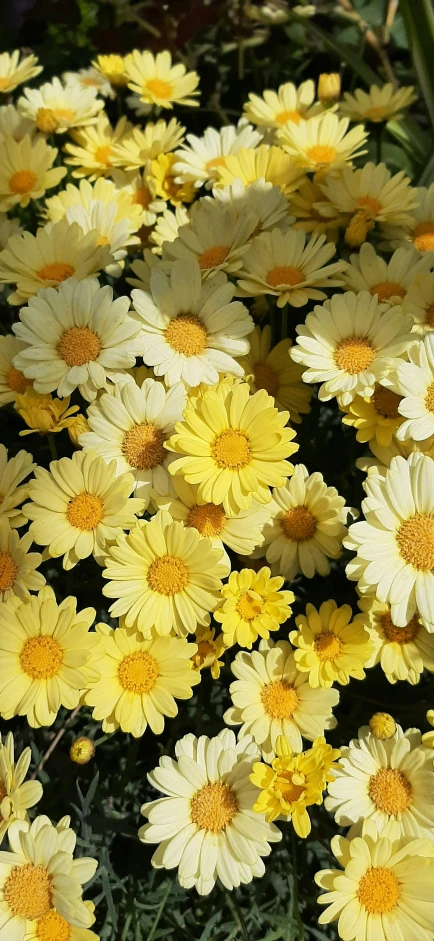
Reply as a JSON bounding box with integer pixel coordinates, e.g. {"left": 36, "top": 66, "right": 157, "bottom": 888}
{"left": 318, "top": 73, "right": 341, "bottom": 103}
{"left": 70, "top": 736, "right": 95, "bottom": 765}
{"left": 369, "top": 713, "right": 396, "bottom": 741}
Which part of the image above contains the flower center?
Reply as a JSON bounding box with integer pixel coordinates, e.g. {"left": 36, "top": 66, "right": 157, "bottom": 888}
{"left": 36, "top": 910, "right": 70, "bottom": 941}
{"left": 425, "top": 381, "right": 434, "bottom": 413}
{"left": 66, "top": 492, "right": 104, "bottom": 530}
{"left": 368, "top": 767, "right": 412, "bottom": 815}
{"left": 133, "top": 187, "right": 151, "bottom": 209}
{"left": 396, "top": 514, "right": 434, "bottom": 570}
{"left": 253, "top": 362, "right": 280, "bottom": 397}
{"left": 380, "top": 611, "right": 419, "bottom": 644}
{"left": 3, "top": 864, "right": 52, "bottom": 921}
{"left": 36, "top": 108, "right": 59, "bottom": 133}
{"left": 236, "top": 591, "right": 264, "bottom": 621}
{"left": 54, "top": 108, "right": 76, "bottom": 121}
{"left": 266, "top": 265, "right": 304, "bottom": 288}
{"left": 276, "top": 109, "right": 302, "bottom": 124}
{"left": 0, "top": 78, "right": 11, "bottom": 90}
{"left": 261, "top": 679, "right": 298, "bottom": 719}
{"left": 147, "top": 554, "right": 189, "bottom": 595}
{"left": 413, "top": 222, "right": 434, "bottom": 253}
{"left": 425, "top": 302, "right": 434, "bottom": 328}
{"left": 118, "top": 650, "right": 159, "bottom": 693}
{"left": 190, "top": 782, "right": 238, "bottom": 833}
{"left": 57, "top": 326, "right": 101, "bottom": 367}
{"left": 0, "top": 551, "right": 18, "bottom": 592}
{"left": 146, "top": 78, "right": 174, "bottom": 99}
{"left": 20, "top": 636, "right": 63, "bottom": 679}
{"left": 278, "top": 770, "right": 305, "bottom": 803}
{"left": 187, "top": 503, "right": 226, "bottom": 537}
{"left": 197, "top": 245, "right": 229, "bottom": 270}
{"left": 165, "top": 313, "right": 207, "bottom": 356}
{"left": 370, "top": 281, "right": 406, "bottom": 302}
{"left": 371, "top": 385, "right": 402, "bottom": 418}
{"left": 7, "top": 366, "right": 32, "bottom": 394}
{"left": 333, "top": 336, "right": 375, "bottom": 375}
{"left": 206, "top": 156, "right": 227, "bottom": 170}
{"left": 357, "top": 867, "right": 400, "bottom": 914}
{"left": 9, "top": 170, "right": 38, "bottom": 194}
{"left": 305, "top": 145, "right": 337, "bottom": 166}
{"left": 212, "top": 429, "right": 251, "bottom": 470}
{"left": 282, "top": 506, "right": 316, "bottom": 542}
{"left": 314, "top": 632, "right": 342, "bottom": 662}
{"left": 356, "top": 196, "right": 382, "bottom": 216}
{"left": 365, "top": 105, "right": 387, "bottom": 121}
{"left": 122, "top": 423, "right": 166, "bottom": 470}
{"left": 37, "top": 263, "right": 75, "bottom": 283}
{"left": 196, "top": 639, "right": 214, "bottom": 662}
{"left": 94, "top": 145, "right": 112, "bottom": 165}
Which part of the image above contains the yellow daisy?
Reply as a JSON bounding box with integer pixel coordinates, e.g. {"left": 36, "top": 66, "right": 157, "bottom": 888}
{"left": 277, "top": 112, "right": 368, "bottom": 172}
{"left": 0, "top": 51, "right": 42, "bottom": 94}
{"left": 26, "top": 904, "right": 99, "bottom": 941}
{"left": 167, "top": 378, "right": 298, "bottom": 516}
{"left": 357, "top": 435, "right": 434, "bottom": 477}
{"left": 83, "top": 622, "right": 200, "bottom": 737}
{"left": 0, "top": 587, "right": 99, "bottom": 727}
{"left": 163, "top": 200, "right": 256, "bottom": 278}
{"left": 0, "top": 135, "right": 66, "bottom": 211}
{"left": 92, "top": 54, "right": 128, "bottom": 87}
{"left": 215, "top": 144, "right": 306, "bottom": 198}
{"left": 214, "top": 565, "right": 294, "bottom": 648}
{"left": 0, "top": 445, "right": 35, "bottom": 529}
{"left": 172, "top": 120, "right": 263, "bottom": 189}
{"left": 340, "top": 82, "right": 416, "bottom": 123}
{"left": 289, "top": 600, "right": 373, "bottom": 688}
{"left": 0, "top": 733, "right": 43, "bottom": 842}
{"left": 355, "top": 595, "right": 434, "bottom": 685}
{"left": 213, "top": 178, "right": 291, "bottom": 237}
{"left": 124, "top": 49, "right": 199, "bottom": 109}
{"left": 17, "top": 77, "right": 104, "bottom": 134}
{"left": 0, "top": 520, "right": 44, "bottom": 602}
{"left": 238, "top": 326, "right": 312, "bottom": 421}
{"left": 340, "top": 385, "right": 405, "bottom": 446}
{"left": 0, "top": 336, "right": 33, "bottom": 406}
{"left": 148, "top": 204, "right": 189, "bottom": 254}
{"left": 342, "top": 243, "right": 432, "bottom": 304}
{"left": 62, "top": 200, "right": 139, "bottom": 278}
{"left": 404, "top": 271, "right": 434, "bottom": 335}
{"left": 191, "top": 624, "right": 225, "bottom": 679}
{"left": 15, "top": 390, "right": 79, "bottom": 437}
{"left": 111, "top": 119, "right": 185, "bottom": 170}
{"left": 43, "top": 176, "right": 141, "bottom": 227}
{"left": 243, "top": 80, "right": 321, "bottom": 130}
{"left": 151, "top": 152, "right": 195, "bottom": 206}
{"left": 111, "top": 165, "right": 166, "bottom": 227}
{"left": 290, "top": 176, "right": 343, "bottom": 242}
{"left": 385, "top": 182, "right": 434, "bottom": 253}
{"left": 64, "top": 113, "right": 132, "bottom": 180}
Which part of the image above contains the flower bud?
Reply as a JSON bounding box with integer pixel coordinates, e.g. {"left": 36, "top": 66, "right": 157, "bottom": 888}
{"left": 369, "top": 713, "right": 396, "bottom": 741}
{"left": 70, "top": 736, "right": 95, "bottom": 765}
{"left": 318, "top": 73, "right": 341, "bottom": 103}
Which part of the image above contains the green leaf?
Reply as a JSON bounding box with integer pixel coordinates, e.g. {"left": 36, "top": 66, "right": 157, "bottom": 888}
{"left": 400, "top": 0, "right": 434, "bottom": 133}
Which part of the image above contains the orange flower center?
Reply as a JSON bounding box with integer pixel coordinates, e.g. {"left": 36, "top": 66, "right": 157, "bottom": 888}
{"left": 206, "top": 156, "right": 227, "bottom": 170}
{"left": 314, "top": 632, "right": 342, "bottom": 662}
{"left": 426, "top": 381, "right": 434, "bottom": 413}
{"left": 282, "top": 506, "right": 316, "bottom": 541}
{"left": 305, "top": 145, "right": 337, "bottom": 166}
{"left": 165, "top": 314, "right": 207, "bottom": 356}
{"left": 37, "top": 262, "right": 75, "bottom": 283}
{"left": 266, "top": 265, "right": 304, "bottom": 288}
{"left": 133, "top": 187, "right": 151, "bottom": 209}
{"left": 413, "top": 222, "right": 434, "bottom": 253}
{"left": 380, "top": 611, "right": 419, "bottom": 644}
{"left": 7, "top": 366, "right": 32, "bottom": 394}
{"left": 190, "top": 782, "right": 238, "bottom": 833}
{"left": 425, "top": 302, "right": 434, "bottom": 329}
{"left": 356, "top": 196, "right": 382, "bottom": 216}
{"left": 261, "top": 679, "right": 298, "bottom": 719}
{"left": 9, "top": 170, "right": 38, "bottom": 194}
{"left": 253, "top": 362, "right": 280, "bottom": 398}
{"left": 94, "top": 145, "right": 113, "bottom": 166}
{"left": 357, "top": 866, "right": 400, "bottom": 914}
{"left": 0, "top": 551, "right": 18, "bottom": 592}
{"left": 275, "top": 109, "right": 302, "bottom": 124}
{"left": 187, "top": 503, "right": 226, "bottom": 537}
{"left": 66, "top": 492, "right": 104, "bottom": 530}
{"left": 20, "top": 635, "right": 63, "bottom": 679}
{"left": 197, "top": 245, "right": 229, "bottom": 270}
{"left": 370, "top": 281, "right": 406, "bottom": 302}
{"left": 236, "top": 591, "right": 264, "bottom": 621}
{"left": 36, "top": 909, "right": 71, "bottom": 941}
{"left": 396, "top": 513, "right": 434, "bottom": 570}
{"left": 146, "top": 78, "right": 174, "bottom": 100}
{"left": 57, "top": 326, "right": 101, "bottom": 367}
{"left": 368, "top": 767, "right": 412, "bottom": 814}
{"left": 371, "top": 385, "right": 402, "bottom": 419}
{"left": 122, "top": 423, "right": 166, "bottom": 469}
{"left": 333, "top": 336, "right": 375, "bottom": 375}
{"left": 278, "top": 770, "right": 305, "bottom": 803}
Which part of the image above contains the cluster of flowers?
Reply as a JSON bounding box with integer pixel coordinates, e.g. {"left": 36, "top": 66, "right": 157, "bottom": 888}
{"left": 0, "top": 46, "right": 434, "bottom": 941}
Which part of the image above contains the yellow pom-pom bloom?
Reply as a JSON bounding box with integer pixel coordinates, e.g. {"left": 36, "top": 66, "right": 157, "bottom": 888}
{"left": 92, "top": 54, "right": 128, "bottom": 87}
{"left": 290, "top": 600, "right": 373, "bottom": 688}
{"left": 340, "top": 385, "right": 405, "bottom": 447}
{"left": 214, "top": 566, "right": 294, "bottom": 648}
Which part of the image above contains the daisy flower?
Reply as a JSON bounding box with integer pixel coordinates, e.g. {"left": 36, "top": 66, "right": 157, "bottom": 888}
{"left": 112, "top": 166, "right": 166, "bottom": 227}
{"left": 243, "top": 80, "right": 322, "bottom": 130}
{"left": 15, "top": 389, "right": 79, "bottom": 437}
{"left": 17, "top": 77, "right": 104, "bottom": 134}
{"left": 355, "top": 595, "right": 434, "bottom": 685}
{"left": 111, "top": 119, "right": 185, "bottom": 170}
{"left": 150, "top": 152, "right": 195, "bottom": 206}
{"left": 290, "top": 291, "right": 415, "bottom": 406}
{"left": 277, "top": 112, "right": 368, "bottom": 172}
{"left": 131, "top": 258, "right": 253, "bottom": 387}
{"left": 236, "top": 228, "right": 346, "bottom": 308}
{"left": 0, "top": 336, "right": 33, "bottom": 405}
{"left": 80, "top": 378, "right": 186, "bottom": 503}
{"left": 167, "top": 378, "right": 298, "bottom": 516}
{"left": 62, "top": 200, "right": 139, "bottom": 277}
{"left": 124, "top": 49, "right": 199, "bottom": 109}
{"left": 393, "top": 335, "right": 434, "bottom": 442}
{"left": 238, "top": 326, "right": 312, "bottom": 421}
{"left": 0, "top": 135, "right": 66, "bottom": 211}
{"left": 315, "top": 819, "right": 434, "bottom": 941}
{"left": 0, "top": 520, "right": 44, "bottom": 602}
{"left": 215, "top": 144, "right": 306, "bottom": 197}
{"left": 343, "top": 242, "right": 432, "bottom": 308}
{"left": 325, "top": 723, "right": 434, "bottom": 838}
{"left": 386, "top": 182, "right": 434, "bottom": 253}
{"left": 92, "top": 54, "right": 128, "bottom": 87}
{"left": 64, "top": 113, "right": 132, "bottom": 180}
{"left": 24, "top": 450, "right": 144, "bottom": 570}
{"left": 191, "top": 624, "right": 226, "bottom": 679}
{"left": 0, "top": 587, "right": 99, "bottom": 727}
{"left": 0, "top": 219, "right": 113, "bottom": 305}
{"left": 172, "top": 120, "right": 262, "bottom": 189}
{"left": 290, "top": 176, "right": 343, "bottom": 242}
{"left": 0, "top": 445, "right": 35, "bottom": 529}
{"left": 356, "top": 434, "right": 434, "bottom": 478}
{"left": 340, "top": 82, "right": 416, "bottom": 122}
{"left": 26, "top": 905, "right": 99, "bottom": 941}
{"left": 345, "top": 453, "right": 434, "bottom": 630}
{"left": 83, "top": 622, "right": 200, "bottom": 737}
{"left": 0, "top": 51, "right": 42, "bottom": 94}
{"left": 259, "top": 464, "right": 349, "bottom": 581}
{"left": 163, "top": 201, "right": 256, "bottom": 278}
{"left": 139, "top": 728, "right": 281, "bottom": 894}
{"left": 63, "top": 66, "right": 116, "bottom": 99}
{"left": 340, "top": 384, "right": 405, "bottom": 447}
{"left": 214, "top": 566, "right": 294, "bottom": 649}
{"left": 212, "top": 178, "right": 292, "bottom": 235}
{"left": 0, "top": 733, "right": 43, "bottom": 842}
{"left": 224, "top": 639, "right": 339, "bottom": 761}
{"left": 103, "top": 512, "right": 226, "bottom": 637}
{"left": 149, "top": 205, "right": 189, "bottom": 254}
{"left": 404, "top": 271, "right": 434, "bottom": 335}
{"left": 13, "top": 277, "right": 143, "bottom": 402}
{"left": 289, "top": 600, "right": 373, "bottom": 688}
{"left": 127, "top": 247, "right": 170, "bottom": 291}
{"left": 0, "top": 104, "right": 35, "bottom": 142}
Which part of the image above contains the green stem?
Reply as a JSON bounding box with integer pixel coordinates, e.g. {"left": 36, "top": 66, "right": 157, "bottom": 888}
{"left": 146, "top": 882, "right": 171, "bottom": 941}
{"left": 48, "top": 434, "right": 58, "bottom": 461}
{"left": 291, "top": 827, "right": 305, "bottom": 941}
{"left": 224, "top": 890, "right": 250, "bottom": 941}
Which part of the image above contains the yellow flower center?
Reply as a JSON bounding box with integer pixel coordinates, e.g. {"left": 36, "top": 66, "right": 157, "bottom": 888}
{"left": 365, "top": 105, "right": 387, "bottom": 122}
{"left": 147, "top": 554, "right": 189, "bottom": 595}
{"left": 314, "top": 632, "right": 342, "bottom": 662}
{"left": 370, "top": 281, "right": 406, "bottom": 302}
{"left": 9, "top": 170, "right": 38, "bottom": 194}
{"left": 368, "top": 767, "right": 412, "bottom": 814}
{"left": 282, "top": 506, "right": 316, "bottom": 542}
{"left": 266, "top": 265, "right": 304, "bottom": 288}
{"left": 371, "top": 385, "right": 402, "bottom": 419}
{"left": 57, "top": 326, "right": 101, "bottom": 367}
{"left": 66, "top": 492, "right": 104, "bottom": 530}
{"left": 196, "top": 639, "right": 214, "bottom": 662}
{"left": 413, "top": 222, "right": 434, "bottom": 253}
{"left": 82, "top": 76, "right": 99, "bottom": 86}
{"left": 20, "top": 636, "right": 63, "bottom": 679}
{"left": 357, "top": 866, "right": 400, "bottom": 914}
{"left": 36, "top": 910, "right": 70, "bottom": 941}
{"left": 54, "top": 108, "right": 76, "bottom": 121}
{"left": 36, "top": 108, "right": 59, "bottom": 133}
{"left": 261, "top": 679, "right": 298, "bottom": 719}
{"left": 96, "top": 235, "right": 110, "bottom": 246}
{"left": 333, "top": 336, "right": 375, "bottom": 375}
{"left": 380, "top": 611, "right": 419, "bottom": 644}
{"left": 425, "top": 381, "right": 434, "bottom": 413}
{"left": 133, "top": 187, "right": 151, "bottom": 209}
{"left": 206, "top": 156, "right": 227, "bottom": 170}
{"left": 7, "top": 366, "right": 32, "bottom": 394}
{"left": 253, "top": 362, "right": 280, "bottom": 397}
{"left": 118, "top": 650, "right": 159, "bottom": 693}
{"left": 187, "top": 503, "right": 226, "bottom": 537}
{"left": 165, "top": 313, "right": 207, "bottom": 356}
{"left": 305, "top": 145, "right": 337, "bottom": 166}
{"left": 212, "top": 429, "right": 251, "bottom": 469}
{"left": 37, "top": 262, "right": 75, "bottom": 283}
{"left": 190, "top": 782, "right": 238, "bottom": 833}
{"left": 146, "top": 78, "right": 174, "bottom": 100}
{"left": 356, "top": 196, "right": 382, "bottom": 216}
{"left": 345, "top": 211, "right": 374, "bottom": 248}
{"left": 0, "top": 551, "right": 18, "bottom": 592}
{"left": 0, "top": 77, "right": 12, "bottom": 90}
{"left": 197, "top": 245, "right": 229, "bottom": 270}
{"left": 122, "top": 423, "right": 166, "bottom": 470}
{"left": 4, "top": 863, "right": 52, "bottom": 921}
{"left": 94, "top": 145, "right": 112, "bottom": 165}
{"left": 236, "top": 591, "right": 264, "bottom": 621}
{"left": 275, "top": 109, "right": 302, "bottom": 124}
{"left": 396, "top": 514, "right": 434, "bottom": 570}
{"left": 278, "top": 770, "right": 305, "bottom": 803}
{"left": 425, "top": 302, "right": 434, "bottom": 329}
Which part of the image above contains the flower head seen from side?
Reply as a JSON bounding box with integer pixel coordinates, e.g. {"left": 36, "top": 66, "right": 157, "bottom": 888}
{"left": 238, "top": 326, "right": 312, "bottom": 421}
{"left": 215, "top": 144, "right": 306, "bottom": 198}
{"left": 64, "top": 113, "right": 132, "bottom": 180}
{"left": 277, "top": 112, "right": 368, "bottom": 173}
{"left": 92, "top": 54, "right": 128, "bottom": 87}
{"left": 340, "top": 82, "right": 416, "bottom": 123}
{"left": 167, "top": 378, "right": 298, "bottom": 516}
{"left": 111, "top": 119, "right": 185, "bottom": 171}
{"left": 0, "top": 519, "right": 45, "bottom": 602}
{"left": 214, "top": 566, "right": 294, "bottom": 649}
{"left": 342, "top": 242, "right": 432, "bottom": 306}
{"left": 103, "top": 512, "right": 226, "bottom": 637}
{"left": 63, "top": 65, "right": 116, "bottom": 99}
{"left": 0, "top": 51, "right": 42, "bottom": 93}
{"left": 15, "top": 390, "right": 79, "bottom": 437}
{"left": 23, "top": 450, "right": 144, "bottom": 570}
{"left": 224, "top": 639, "right": 339, "bottom": 761}
{"left": 0, "top": 445, "right": 35, "bottom": 529}
{"left": 289, "top": 600, "right": 373, "bottom": 688}
{"left": 340, "top": 384, "right": 405, "bottom": 447}
{"left": 0, "top": 733, "right": 43, "bottom": 842}
{"left": 243, "top": 79, "right": 321, "bottom": 131}
{"left": 172, "top": 120, "right": 262, "bottom": 189}
{"left": 111, "top": 165, "right": 166, "bottom": 228}
{"left": 0, "top": 588, "right": 98, "bottom": 727}
{"left": 289, "top": 176, "right": 344, "bottom": 243}
{"left": 0, "top": 135, "right": 66, "bottom": 211}
{"left": 13, "top": 277, "right": 143, "bottom": 402}
{"left": 163, "top": 201, "right": 256, "bottom": 278}
{"left": 124, "top": 49, "right": 199, "bottom": 109}
{"left": 83, "top": 622, "right": 200, "bottom": 737}
{"left": 0, "top": 336, "right": 33, "bottom": 406}
{"left": 290, "top": 291, "right": 415, "bottom": 406}
{"left": 355, "top": 595, "right": 434, "bottom": 685}
{"left": 392, "top": 334, "right": 434, "bottom": 443}
{"left": 139, "top": 728, "right": 281, "bottom": 895}
{"left": 191, "top": 624, "right": 226, "bottom": 679}
{"left": 404, "top": 271, "right": 434, "bottom": 335}
{"left": 131, "top": 258, "right": 253, "bottom": 387}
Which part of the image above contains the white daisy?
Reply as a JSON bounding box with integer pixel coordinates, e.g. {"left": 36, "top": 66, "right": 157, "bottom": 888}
{"left": 62, "top": 200, "right": 140, "bottom": 277}
{"left": 63, "top": 66, "right": 115, "bottom": 99}
{"left": 392, "top": 335, "right": 434, "bottom": 442}
{"left": 162, "top": 200, "right": 256, "bottom": 278}
{"left": 17, "top": 77, "right": 104, "bottom": 134}
{"left": 211, "top": 178, "right": 292, "bottom": 234}
{"left": 172, "top": 119, "right": 263, "bottom": 189}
